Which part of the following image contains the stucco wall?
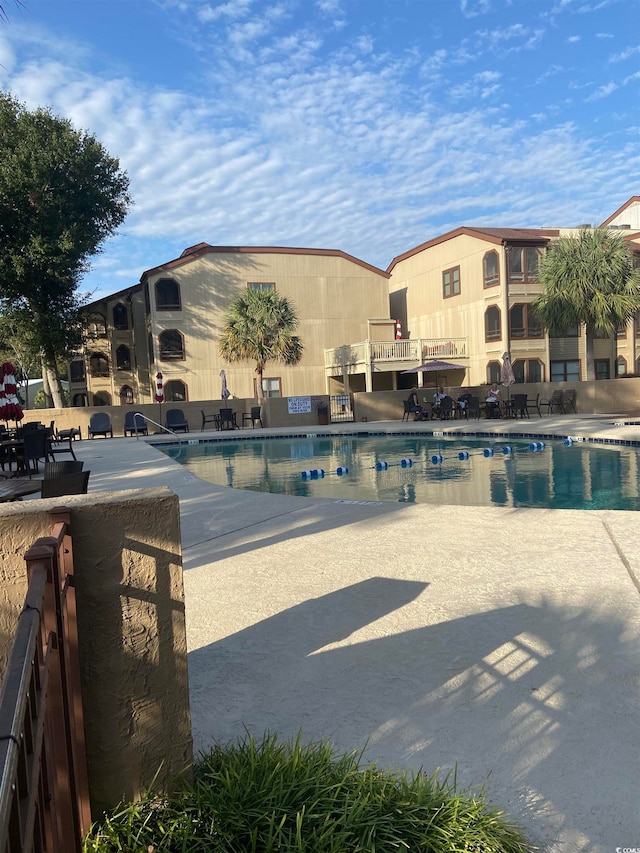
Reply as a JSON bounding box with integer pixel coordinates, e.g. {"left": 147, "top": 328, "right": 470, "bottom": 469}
{"left": 0, "top": 488, "right": 192, "bottom": 817}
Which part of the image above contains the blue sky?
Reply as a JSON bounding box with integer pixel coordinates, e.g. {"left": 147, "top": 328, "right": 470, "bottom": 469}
{"left": 0, "top": 0, "right": 638, "bottom": 300}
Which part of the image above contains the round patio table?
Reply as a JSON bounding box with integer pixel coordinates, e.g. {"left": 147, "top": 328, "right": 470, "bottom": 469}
{"left": 0, "top": 478, "right": 42, "bottom": 502}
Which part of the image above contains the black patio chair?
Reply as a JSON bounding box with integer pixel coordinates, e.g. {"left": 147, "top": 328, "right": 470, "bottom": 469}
{"left": 509, "top": 394, "right": 530, "bottom": 419}
{"left": 124, "top": 411, "right": 148, "bottom": 436}
{"left": 219, "top": 408, "right": 237, "bottom": 430}
{"left": 41, "top": 470, "right": 90, "bottom": 498}
{"left": 88, "top": 412, "right": 113, "bottom": 438}
{"left": 438, "top": 397, "right": 454, "bottom": 419}
{"left": 44, "top": 460, "right": 84, "bottom": 479}
{"left": 165, "top": 408, "right": 189, "bottom": 433}
{"left": 561, "top": 389, "right": 577, "bottom": 413}
{"left": 242, "top": 406, "right": 263, "bottom": 428}
{"left": 201, "top": 410, "right": 219, "bottom": 430}
{"left": 540, "top": 390, "right": 564, "bottom": 414}
{"left": 18, "top": 429, "right": 50, "bottom": 476}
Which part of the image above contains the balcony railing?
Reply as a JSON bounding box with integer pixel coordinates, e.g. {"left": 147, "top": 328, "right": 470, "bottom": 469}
{"left": 324, "top": 338, "right": 468, "bottom": 370}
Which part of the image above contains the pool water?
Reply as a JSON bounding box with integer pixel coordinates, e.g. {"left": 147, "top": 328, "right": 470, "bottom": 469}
{"left": 160, "top": 434, "right": 640, "bottom": 510}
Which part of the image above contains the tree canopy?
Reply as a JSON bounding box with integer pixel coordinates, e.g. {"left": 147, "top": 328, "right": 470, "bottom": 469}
{"left": 0, "top": 91, "right": 131, "bottom": 406}
{"left": 532, "top": 228, "right": 640, "bottom": 381}
{"left": 218, "top": 289, "right": 303, "bottom": 398}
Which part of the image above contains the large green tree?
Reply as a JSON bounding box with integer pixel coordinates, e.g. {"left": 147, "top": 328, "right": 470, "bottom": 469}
{"left": 532, "top": 228, "right": 640, "bottom": 381}
{"left": 0, "top": 92, "right": 131, "bottom": 406}
{"left": 218, "top": 289, "right": 303, "bottom": 398}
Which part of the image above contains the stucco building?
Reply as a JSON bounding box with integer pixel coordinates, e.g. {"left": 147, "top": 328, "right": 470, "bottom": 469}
{"left": 70, "top": 197, "right": 640, "bottom": 407}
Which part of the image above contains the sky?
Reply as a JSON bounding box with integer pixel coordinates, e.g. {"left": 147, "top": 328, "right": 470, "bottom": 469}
{"left": 0, "top": 0, "right": 638, "bottom": 301}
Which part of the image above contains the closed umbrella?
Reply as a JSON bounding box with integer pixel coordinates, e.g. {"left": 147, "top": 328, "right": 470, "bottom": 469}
{"left": 155, "top": 372, "right": 164, "bottom": 422}
{"left": 501, "top": 352, "right": 515, "bottom": 400}
{"left": 0, "top": 362, "right": 24, "bottom": 423}
{"left": 220, "top": 369, "right": 231, "bottom": 401}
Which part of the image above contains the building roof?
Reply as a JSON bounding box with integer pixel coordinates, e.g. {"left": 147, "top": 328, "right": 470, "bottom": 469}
{"left": 386, "top": 226, "right": 559, "bottom": 273}
{"left": 600, "top": 196, "right": 640, "bottom": 228}
{"left": 141, "top": 243, "right": 390, "bottom": 280}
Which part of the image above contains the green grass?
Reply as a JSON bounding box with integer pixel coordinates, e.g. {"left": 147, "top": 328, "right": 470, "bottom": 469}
{"left": 84, "top": 732, "right": 532, "bottom": 852}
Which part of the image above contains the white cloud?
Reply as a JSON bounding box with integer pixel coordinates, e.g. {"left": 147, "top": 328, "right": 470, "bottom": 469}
{"left": 566, "top": 35, "right": 581, "bottom": 43}
{"left": 610, "top": 44, "right": 640, "bottom": 62}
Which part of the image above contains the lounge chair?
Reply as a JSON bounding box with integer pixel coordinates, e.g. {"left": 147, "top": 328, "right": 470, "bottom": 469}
{"left": 165, "top": 408, "right": 189, "bottom": 433}
{"left": 88, "top": 412, "right": 113, "bottom": 438}
{"left": 124, "top": 411, "right": 148, "bottom": 436}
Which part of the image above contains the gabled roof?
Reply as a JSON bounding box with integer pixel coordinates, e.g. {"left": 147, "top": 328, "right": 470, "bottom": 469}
{"left": 141, "top": 244, "right": 390, "bottom": 280}
{"left": 386, "top": 226, "right": 559, "bottom": 273}
{"left": 600, "top": 196, "right": 640, "bottom": 227}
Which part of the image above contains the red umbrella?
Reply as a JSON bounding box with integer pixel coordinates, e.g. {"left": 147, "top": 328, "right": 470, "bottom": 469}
{"left": 155, "top": 372, "right": 164, "bottom": 422}
{"left": 0, "top": 362, "right": 24, "bottom": 422}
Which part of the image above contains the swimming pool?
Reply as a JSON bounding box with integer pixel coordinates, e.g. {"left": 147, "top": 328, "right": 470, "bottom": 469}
{"left": 158, "top": 433, "right": 640, "bottom": 510}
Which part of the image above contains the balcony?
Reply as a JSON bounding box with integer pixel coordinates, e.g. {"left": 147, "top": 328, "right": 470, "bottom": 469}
{"left": 324, "top": 338, "right": 468, "bottom": 372}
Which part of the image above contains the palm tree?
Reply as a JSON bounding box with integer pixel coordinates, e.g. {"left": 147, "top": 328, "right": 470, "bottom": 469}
{"left": 532, "top": 228, "right": 640, "bottom": 381}
{"left": 218, "top": 289, "right": 303, "bottom": 398}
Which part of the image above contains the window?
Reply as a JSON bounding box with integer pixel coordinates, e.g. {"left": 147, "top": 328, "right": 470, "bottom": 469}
{"left": 116, "top": 345, "right": 131, "bottom": 371}
{"left": 159, "top": 330, "right": 185, "bottom": 360}
{"left": 551, "top": 360, "right": 580, "bottom": 382}
{"left": 507, "top": 247, "right": 542, "bottom": 283}
{"left": 442, "top": 266, "right": 460, "bottom": 298}
{"left": 509, "top": 304, "right": 542, "bottom": 339}
{"left": 484, "top": 306, "right": 501, "bottom": 341}
{"left": 255, "top": 377, "right": 281, "bottom": 398}
{"left": 69, "top": 360, "right": 85, "bottom": 382}
{"left": 549, "top": 324, "right": 579, "bottom": 338}
{"left": 89, "top": 351, "right": 109, "bottom": 377}
{"left": 147, "top": 331, "right": 155, "bottom": 366}
{"left": 155, "top": 277, "right": 181, "bottom": 311}
{"left": 72, "top": 393, "right": 87, "bottom": 407}
{"left": 92, "top": 391, "right": 111, "bottom": 406}
{"left": 616, "top": 322, "right": 627, "bottom": 339}
{"left": 247, "top": 282, "right": 275, "bottom": 292}
{"left": 486, "top": 361, "right": 501, "bottom": 384}
{"left": 615, "top": 356, "right": 627, "bottom": 376}
{"left": 120, "top": 385, "right": 134, "bottom": 404}
{"left": 112, "top": 302, "right": 129, "bottom": 330}
{"left": 86, "top": 313, "right": 106, "bottom": 338}
{"left": 513, "top": 359, "right": 543, "bottom": 383}
{"left": 595, "top": 359, "right": 610, "bottom": 380}
{"left": 483, "top": 251, "right": 499, "bottom": 287}
{"left": 164, "top": 380, "right": 187, "bottom": 402}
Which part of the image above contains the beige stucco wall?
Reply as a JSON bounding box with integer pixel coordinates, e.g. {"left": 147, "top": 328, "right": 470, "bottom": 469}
{"left": 145, "top": 250, "right": 391, "bottom": 401}
{"left": 0, "top": 488, "right": 192, "bottom": 817}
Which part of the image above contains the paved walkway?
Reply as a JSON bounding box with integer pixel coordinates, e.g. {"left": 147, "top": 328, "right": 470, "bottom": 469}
{"left": 70, "top": 415, "right": 640, "bottom": 853}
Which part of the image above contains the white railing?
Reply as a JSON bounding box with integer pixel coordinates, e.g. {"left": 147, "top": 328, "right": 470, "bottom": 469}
{"left": 324, "top": 338, "right": 468, "bottom": 369}
{"left": 132, "top": 412, "right": 187, "bottom": 458}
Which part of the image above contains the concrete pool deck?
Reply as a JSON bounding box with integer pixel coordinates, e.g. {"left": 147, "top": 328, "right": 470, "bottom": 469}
{"left": 69, "top": 415, "right": 639, "bottom": 853}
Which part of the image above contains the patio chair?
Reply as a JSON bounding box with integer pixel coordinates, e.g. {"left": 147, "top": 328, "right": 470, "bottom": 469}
{"left": 540, "top": 389, "right": 564, "bottom": 414}
{"left": 509, "top": 394, "right": 530, "bottom": 419}
{"left": 219, "top": 408, "right": 237, "bottom": 430}
{"left": 401, "top": 399, "right": 413, "bottom": 422}
{"left": 201, "top": 410, "right": 219, "bottom": 431}
{"left": 48, "top": 431, "right": 78, "bottom": 460}
{"left": 525, "top": 393, "right": 541, "bottom": 417}
{"left": 242, "top": 406, "right": 263, "bottom": 428}
{"left": 165, "top": 408, "right": 189, "bottom": 433}
{"left": 44, "top": 460, "right": 84, "bottom": 479}
{"left": 124, "top": 411, "right": 148, "bottom": 436}
{"left": 41, "top": 470, "right": 90, "bottom": 499}
{"left": 438, "top": 397, "right": 454, "bottom": 419}
{"left": 18, "top": 429, "right": 50, "bottom": 476}
{"left": 561, "top": 389, "right": 577, "bottom": 413}
{"left": 465, "top": 396, "right": 481, "bottom": 420}
{"left": 88, "top": 412, "right": 113, "bottom": 438}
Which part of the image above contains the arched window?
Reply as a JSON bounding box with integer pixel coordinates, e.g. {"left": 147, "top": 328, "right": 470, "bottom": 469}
{"left": 615, "top": 356, "right": 627, "bottom": 377}
{"left": 86, "top": 313, "right": 106, "bottom": 338}
{"left": 159, "top": 329, "right": 185, "bottom": 360}
{"left": 92, "top": 391, "right": 111, "bottom": 406}
{"left": 483, "top": 250, "right": 499, "bottom": 287}
{"left": 113, "top": 302, "right": 129, "bottom": 330}
{"left": 120, "top": 385, "right": 134, "bottom": 404}
{"left": 72, "top": 393, "right": 88, "bottom": 407}
{"left": 513, "top": 359, "right": 543, "bottom": 383}
{"left": 89, "top": 351, "right": 110, "bottom": 377}
{"left": 484, "top": 306, "right": 501, "bottom": 341}
{"left": 69, "top": 360, "right": 86, "bottom": 382}
{"left": 164, "top": 380, "right": 187, "bottom": 402}
{"left": 509, "top": 304, "right": 542, "bottom": 339}
{"left": 486, "top": 361, "right": 501, "bottom": 384}
{"left": 155, "top": 278, "right": 181, "bottom": 311}
{"left": 116, "top": 345, "right": 131, "bottom": 370}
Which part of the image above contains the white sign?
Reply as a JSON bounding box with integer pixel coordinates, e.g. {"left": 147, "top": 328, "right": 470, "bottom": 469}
{"left": 288, "top": 396, "right": 312, "bottom": 414}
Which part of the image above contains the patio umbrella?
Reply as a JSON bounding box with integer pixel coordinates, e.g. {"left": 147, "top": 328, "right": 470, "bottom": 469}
{"left": 154, "top": 372, "right": 164, "bottom": 422}
{"left": 220, "top": 369, "right": 231, "bottom": 400}
{"left": 401, "top": 359, "right": 467, "bottom": 389}
{"left": 501, "top": 352, "right": 515, "bottom": 400}
{"left": 0, "top": 362, "right": 24, "bottom": 422}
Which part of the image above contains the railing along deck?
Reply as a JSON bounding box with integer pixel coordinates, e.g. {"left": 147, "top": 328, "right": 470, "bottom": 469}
{"left": 0, "top": 508, "right": 91, "bottom": 853}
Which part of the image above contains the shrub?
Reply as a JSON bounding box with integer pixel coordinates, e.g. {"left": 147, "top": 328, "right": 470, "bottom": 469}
{"left": 84, "top": 732, "right": 531, "bottom": 852}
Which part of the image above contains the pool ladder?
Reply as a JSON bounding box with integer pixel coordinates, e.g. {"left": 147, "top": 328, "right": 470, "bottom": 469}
{"left": 131, "top": 413, "right": 187, "bottom": 458}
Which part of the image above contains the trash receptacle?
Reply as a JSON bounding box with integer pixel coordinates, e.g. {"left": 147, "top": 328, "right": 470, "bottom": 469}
{"left": 317, "top": 404, "right": 329, "bottom": 425}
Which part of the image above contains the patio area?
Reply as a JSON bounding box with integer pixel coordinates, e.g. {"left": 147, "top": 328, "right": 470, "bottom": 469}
{"left": 68, "top": 416, "right": 640, "bottom": 853}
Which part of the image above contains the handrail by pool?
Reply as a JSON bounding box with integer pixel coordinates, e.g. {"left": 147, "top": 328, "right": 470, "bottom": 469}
{"left": 132, "top": 413, "right": 186, "bottom": 458}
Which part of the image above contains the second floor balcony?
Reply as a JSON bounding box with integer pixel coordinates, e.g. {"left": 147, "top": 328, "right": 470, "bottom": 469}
{"left": 324, "top": 338, "right": 468, "bottom": 372}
